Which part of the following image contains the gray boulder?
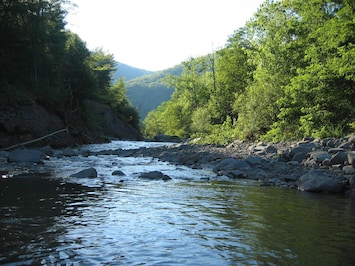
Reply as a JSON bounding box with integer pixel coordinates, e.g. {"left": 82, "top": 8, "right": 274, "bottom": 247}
{"left": 7, "top": 149, "right": 46, "bottom": 163}
{"left": 298, "top": 170, "right": 343, "bottom": 193}
{"left": 329, "top": 151, "right": 348, "bottom": 165}
{"left": 153, "top": 134, "right": 181, "bottom": 143}
{"left": 138, "top": 171, "right": 171, "bottom": 181}
{"left": 245, "top": 156, "right": 263, "bottom": 165}
{"left": 348, "top": 152, "right": 355, "bottom": 168}
{"left": 309, "top": 151, "right": 332, "bottom": 164}
{"left": 289, "top": 143, "right": 316, "bottom": 158}
{"left": 343, "top": 165, "right": 355, "bottom": 175}
{"left": 112, "top": 170, "right": 125, "bottom": 176}
{"left": 70, "top": 167, "right": 97, "bottom": 178}
{"left": 213, "top": 158, "right": 250, "bottom": 172}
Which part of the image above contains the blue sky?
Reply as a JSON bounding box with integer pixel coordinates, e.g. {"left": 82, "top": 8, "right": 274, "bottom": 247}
{"left": 66, "top": 0, "right": 264, "bottom": 71}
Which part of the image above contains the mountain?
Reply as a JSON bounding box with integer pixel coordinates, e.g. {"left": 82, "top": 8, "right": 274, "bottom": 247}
{"left": 125, "top": 64, "right": 183, "bottom": 119}
{"left": 113, "top": 62, "right": 153, "bottom": 81}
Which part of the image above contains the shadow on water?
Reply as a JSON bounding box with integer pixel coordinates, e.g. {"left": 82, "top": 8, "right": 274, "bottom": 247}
{"left": 1, "top": 144, "right": 355, "bottom": 266}
{"left": 178, "top": 180, "right": 355, "bottom": 265}
{"left": 0, "top": 175, "right": 107, "bottom": 265}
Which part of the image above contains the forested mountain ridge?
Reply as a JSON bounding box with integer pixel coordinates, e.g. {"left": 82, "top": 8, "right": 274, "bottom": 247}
{"left": 113, "top": 62, "right": 153, "bottom": 81}
{"left": 144, "top": 0, "right": 355, "bottom": 143}
{"left": 125, "top": 64, "right": 183, "bottom": 119}
{"left": 0, "top": 0, "right": 142, "bottom": 148}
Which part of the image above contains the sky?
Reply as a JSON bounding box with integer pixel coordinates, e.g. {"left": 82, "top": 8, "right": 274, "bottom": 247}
{"left": 65, "top": 0, "right": 265, "bottom": 71}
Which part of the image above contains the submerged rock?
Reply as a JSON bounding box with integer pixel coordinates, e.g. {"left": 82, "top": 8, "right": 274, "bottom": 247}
{"left": 112, "top": 170, "right": 125, "bottom": 176}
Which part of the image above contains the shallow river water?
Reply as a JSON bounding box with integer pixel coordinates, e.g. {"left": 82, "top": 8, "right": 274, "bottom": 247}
{"left": 1, "top": 141, "right": 355, "bottom": 265}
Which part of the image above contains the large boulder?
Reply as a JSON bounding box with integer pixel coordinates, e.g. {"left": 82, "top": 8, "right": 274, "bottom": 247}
{"left": 213, "top": 158, "right": 250, "bottom": 172}
{"left": 153, "top": 134, "right": 181, "bottom": 143}
{"left": 138, "top": 171, "right": 171, "bottom": 181}
{"left": 70, "top": 167, "right": 97, "bottom": 178}
{"left": 298, "top": 170, "right": 344, "bottom": 193}
{"left": 7, "top": 149, "right": 46, "bottom": 163}
{"left": 348, "top": 152, "right": 355, "bottom": 168}
{"left": 309, "top": 151, "right": 332, "bottom": 164}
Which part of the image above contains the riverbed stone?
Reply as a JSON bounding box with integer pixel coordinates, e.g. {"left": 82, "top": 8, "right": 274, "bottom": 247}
{"left": 329, "top": 151, "right": 348, "bottom": 166}
{"left": 245, "top": 156, "right": 263, "bottom": 165}
{"left": 298, "top": 170, "right": 343, "bottom": 193}
{"left": 70, "top": 167, "right": 97, "bottom": 178}
{"left": 309, "top": 151, "right": 332, "bottom": 164}
{"left": 348, "top": 152, "right": 355, "bottom": 168}
{"left": 292, "top": 152, "right": 309, "bottom": 163}
{"left": 7, "top": 149, "right": 46, "bottom": 163}
{"left": 138, "top": 171, "right": 171, "bottom": 181}
{"left": 112, "top": 170, "right": 125, "bottom": 176}
{"left": 213, "top": 158, "right": 250, "bottom": 172}
{"left": 289, "top": 144, "right": 314, "bottom": 158}
{"left": 343, "top": 165, "right": 355, "bottom": 175}
{"left": 38, "top": 145, "right": 54, "bottom": 156}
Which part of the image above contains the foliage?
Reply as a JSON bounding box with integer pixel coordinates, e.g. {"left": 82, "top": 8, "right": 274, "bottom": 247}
{"left": 143, "top": 0, "right": 355, "bottom": 142}
{"left": 125, "top": 64, "right": 182, "bottom": 119}
{"left": 0, "top": 0, "right": 140, "bottom": 132}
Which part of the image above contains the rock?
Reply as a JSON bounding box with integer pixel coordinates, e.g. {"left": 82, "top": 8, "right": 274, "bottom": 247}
{"left": 38, "top": 145, "right": 53, "bottom": 156}
{"left": 348, "top": 152, "right": 355, "bottom": 168}
{"left": 70, "top": 167, "right": 97, "bottom": 178}
{"left": 265, "top": 145, "right": 277, "bottom": 154}
{"left": 309, "top": 151, "right": 331, "bottom": 164}
{"left": 138, "top": 171, "right": 171, "bottom": 181}
{"left": 298, "top": 170, "right": 344, "bottom": 193}
{"left": 329, "top": 151, "right": 348, "bottom": 165}
{"left": 78, "top": 149, "right": 91, "bottom": 157}
{"left": 179, "top": 154, "right": 201, "bottom": 165}
{"left": 349, "top": 176, "right": 355, "bottom": 190}
{"left": 328, "top": 148, "right": 346, "bottom": 154}
{"left": 245, "top": 156, "right": 263, "bottom": 165}
{"left": 289, "top": 143, "right": 315, "bottom": 158}
{"left": 343, "top": 165, "right": 355, "bottom": 175}
{"left": 62, "top": 148, "right": 78, "bottom": 157}
{"left": 213, "top": 158, "right": 250, "bottom": 173}
{"left": 226, "top": 169, "right": 246, "bottom": 178}
{"left": 7, "top": 149, "right": 46, "bottom": 163}
{"left": 112, "top": 170, "right": 125, "bottom": 176}
{"left": 153, "top": 134, "right": 181, "bottom": 143}
{"left": 292, "top": 152, "right": 308, "bottom": 163}
{"left": 338, "top": 142, "right": 351, "bottom": 150}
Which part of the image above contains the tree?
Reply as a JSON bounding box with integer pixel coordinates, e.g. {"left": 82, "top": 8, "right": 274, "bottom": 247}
{"left": 88, "top": 48, "right": 116, "bottom": 92}
{"left": 267, "top": 0, "right": 355, "bottom": 139}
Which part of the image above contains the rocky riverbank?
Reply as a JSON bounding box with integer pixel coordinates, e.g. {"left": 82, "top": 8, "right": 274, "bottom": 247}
{"left": 1, "top": 136, "right": 355, "bottom": 194}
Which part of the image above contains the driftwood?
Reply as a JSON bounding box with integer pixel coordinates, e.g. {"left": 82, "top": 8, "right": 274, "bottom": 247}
{"left": 3, "top": 128, "right": 68, "bottom": 151}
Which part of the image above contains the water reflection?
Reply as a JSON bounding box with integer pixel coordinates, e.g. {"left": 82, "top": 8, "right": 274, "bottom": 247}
{"left": 0, "top": 176, "right": 103, "bottom": 265}
{"left": 1, "top": 140, "right": 355, "bottom": 265}
{"left": 182, "top": 180, "right": 355, "bottom": 265}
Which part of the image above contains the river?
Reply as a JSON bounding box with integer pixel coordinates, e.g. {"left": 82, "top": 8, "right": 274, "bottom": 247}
{"left": 1, "top": 141, "right": 355, "bottom": 265}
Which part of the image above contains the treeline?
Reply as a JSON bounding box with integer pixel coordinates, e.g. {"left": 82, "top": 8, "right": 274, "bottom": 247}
{"left": 125, "top": 64, "right": 182, "bottom": 119}
{"left": 144, "top": 0, "right": 355, "bottom": 143}
{"left": 0, "top": 0, "right": 139, "bottom": 130}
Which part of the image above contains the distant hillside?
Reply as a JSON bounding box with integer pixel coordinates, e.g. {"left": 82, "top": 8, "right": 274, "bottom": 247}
{"left": 125, "top": 64, "right": 183, "bottom": 119}
{"left": 114, "top": 62, "right": 153, "bottom": 81}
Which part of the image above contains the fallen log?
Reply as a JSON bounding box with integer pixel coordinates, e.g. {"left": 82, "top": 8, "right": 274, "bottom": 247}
{"left": 3, "top": 128, "right": 68, "bottom": 151}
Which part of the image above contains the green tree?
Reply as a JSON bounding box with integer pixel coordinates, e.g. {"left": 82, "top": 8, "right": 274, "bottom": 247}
{"left": 267, "top": 0, "right": 355, "bottom": 140}
{"left": 88, "top": 48, "right": 116, "bottom": 93}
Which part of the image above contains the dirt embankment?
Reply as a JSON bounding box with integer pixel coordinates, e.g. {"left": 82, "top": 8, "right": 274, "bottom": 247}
{"left": 0, "top": 102, "right": 142, "bottom": 149}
